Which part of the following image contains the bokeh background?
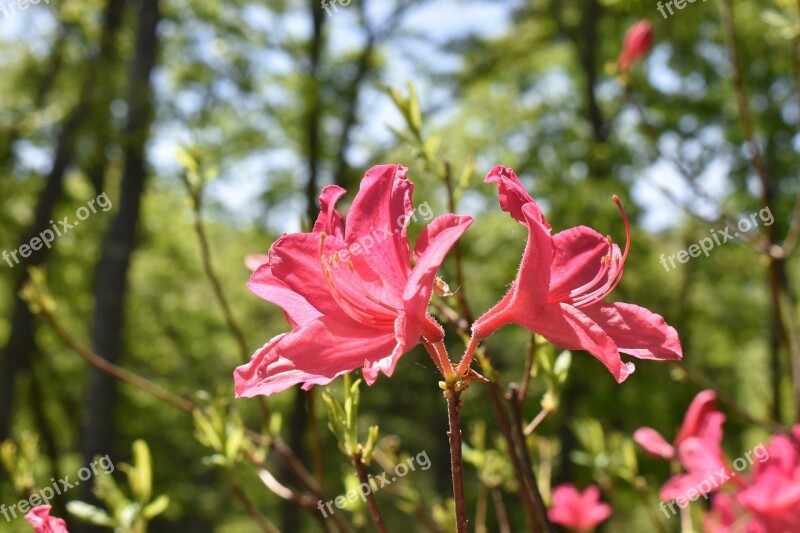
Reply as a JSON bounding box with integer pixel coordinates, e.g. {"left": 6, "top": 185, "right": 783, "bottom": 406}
{"left": 1, "top": 0, "right": 798, "bottom": 531}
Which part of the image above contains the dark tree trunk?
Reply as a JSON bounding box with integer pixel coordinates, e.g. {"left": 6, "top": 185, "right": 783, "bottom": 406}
{"left": 0, "top": 0, "right": 126, "bottom": 442}
{"left": 80, "top": 0, "right": 161, "bottom": 482}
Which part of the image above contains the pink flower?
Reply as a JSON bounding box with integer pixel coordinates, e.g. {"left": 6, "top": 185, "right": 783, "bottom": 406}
{"left": 734, "top": 431, "right": 800, "bottom": 531}
{"left": 234, "top": 164, "right": 473, "bottom": 396}
{"left": 548, "top": 484, "right": 612, "bottom": 532}
{"left": 634, "top": 390, "right": 733, "bottom": 501}
{"left": 25, "top": 505, "right": 69, "bottom": 533}
{"left": 634, "top": 390, "right": 719, "bottom": 460}
{"left": 472, "top": 166, "right": 681, "bottom": 383}
{"left": 618, "top": 20, "right": 653, "bottom": 75}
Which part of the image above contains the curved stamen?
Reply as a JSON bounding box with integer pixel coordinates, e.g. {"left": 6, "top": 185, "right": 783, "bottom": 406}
{"left": 548, "top": 237, "right": 613, "bottom": 303}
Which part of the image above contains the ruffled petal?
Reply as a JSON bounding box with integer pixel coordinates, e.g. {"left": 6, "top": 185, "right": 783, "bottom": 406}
{"left": 515, "top": 303, "right": 635, "bottom": 383}
{"left": 580, "top": 302, "right": 683, "bottom": 361}
{"left": 484, "top": 165, "right": 549, "bottom": 228}
{"left": 345, "top": 164, "right": 413, "bottom": 289}
{"left": 634, "top": 427, "right": 675, "bottom": 459}
{"left": 313, "top": 185, "right": 347, "bottom": 237}
{"left": 234, "top": 317, "right": 398, "bottom": 397}
{"left": 247, "top": 263, "right": 322, "bottom": 328}
{"left": 269, "top": 232, "right": 346, "bottom": 318}
{"left": 403, "top": 214, "right": 473, "bottom": 326}
{"left": 676, "top": 390, "right": 718, "bottom": 446}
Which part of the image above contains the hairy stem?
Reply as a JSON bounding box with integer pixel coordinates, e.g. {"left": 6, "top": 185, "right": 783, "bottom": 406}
{"left": 445, "top": 383, "right": 468, "bottom": 533}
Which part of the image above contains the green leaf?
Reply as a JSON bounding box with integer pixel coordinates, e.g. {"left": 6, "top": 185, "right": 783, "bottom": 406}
{"left": 130, "top": 440, "right": 152, "bottom": 505}
{"left": 362, "top": 425, "right": 379, "bottom": 465}
{"left": 66, "top": 501, "right": 115, "bottom": 527}
{"left": 142, "top": 494, "right": 170, "bottom": 520}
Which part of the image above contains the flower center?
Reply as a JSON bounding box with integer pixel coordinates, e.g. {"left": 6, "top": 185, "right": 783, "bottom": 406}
{"left": 549, "top": 195, "right": 630, "bottom": 308}
{"left": 318, "top": 233, "right": 398, "bottom": 328}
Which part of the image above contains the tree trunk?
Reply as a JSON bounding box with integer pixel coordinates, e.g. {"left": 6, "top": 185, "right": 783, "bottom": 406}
{"left": 80, "top": 0, "right": 161, "bottom": 484}
{"left": 0, "top": 0, "right": 126, "bottom": 442}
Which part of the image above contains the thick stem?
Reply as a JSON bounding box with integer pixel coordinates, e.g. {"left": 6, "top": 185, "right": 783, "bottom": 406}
{"left": 445, "top": 384, "right": 468, "bottom": 533}
{"left": 353, "top": 453, "right": 388, "bottom": 533}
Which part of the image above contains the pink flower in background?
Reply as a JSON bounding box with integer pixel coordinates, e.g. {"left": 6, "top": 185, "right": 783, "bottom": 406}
{"left": 548, "top": 484, "right": 612, "bottom": 532}
{"left": 634, "top": 390, "right": 719, "bottom": 460}
{"left": 634, "top": 390, "right": 733, "bottom": 501}
{"left": 618, "top": 20, "right": 653, "bottom": 75}
{"left": 472, "top": 166, "right": 682, "bottom": 383}
{"left": 734, "top": 431, "right": 800, "bottom": 532}
{"left": 25, "top": 506, "right": 68, "bottom": 533}
{"left": 234, "top": 164, "right": 473, "bottom": 396}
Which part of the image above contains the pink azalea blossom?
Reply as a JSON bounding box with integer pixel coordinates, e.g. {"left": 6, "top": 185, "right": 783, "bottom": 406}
{"left": 618, "top": 20, "right": 653, "bottom": 75}
{"left": 234, "top": 164, "right": 473, "bottom": 396}
{"left": 734, "top": 431, "right": 800, "bottom": 532}
{"left": 472, "top": 166, "right": 681, "bottom": 383}
{"left": 548, "top": 484, "right": 612, "bottom": 532}
{"left": 25, "top": 505, "right": 69, "bottom": 533}
{"left": 634, "top": 390, "right": 734, "bottom": 501}
{"left": 634, "top": 389, "right": 719, "bottom": 460}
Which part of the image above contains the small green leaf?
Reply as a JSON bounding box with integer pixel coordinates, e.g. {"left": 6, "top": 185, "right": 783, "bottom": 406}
{"left": 142, "top": 495, "right": 170, "bottom": 520}
{"left": 130, "top": 440, "right": 152, "bottom": 505}
{"left": 66, "top": 502, "right": 115, "bottom": 527}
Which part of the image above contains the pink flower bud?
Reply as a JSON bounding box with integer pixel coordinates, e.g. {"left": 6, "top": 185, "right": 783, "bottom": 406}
{"left": 618, "top": 20, "right": 653, "bottom": 75}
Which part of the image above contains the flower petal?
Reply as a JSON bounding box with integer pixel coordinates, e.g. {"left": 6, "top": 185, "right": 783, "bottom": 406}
{"left": 313, "top": 185, "right": 347, "bottom": 237}
{"left": 634, "top": 427, "right": 675, "bottom": 459}
{"left": 404, "top": 214, "right": 473, "bottom": 327}
{"left": 516, "top": 303, "right": 635, "bottom": 383}
{"left": 345, "top": 164, "right": 413, "bottom": 287}
{"left": 269, "top": 232, "right": 345, "bottom": 318}
{"left": 548, "top": 226, "right": 619, "bottom": 299}
{"left": 675, "top": 390, "right": 718, "bottom": 446}
{"left": 247, "top": 263, "right": 322, "bottom": 329}
{"left": 484, "top": 165, "right": 549, "bottom": 228}
{"left": 473, "top": 202, "right": 553, "bottom": 339}
{"left": 580, "top": 302, "right": 682, "bottom": 361}
{"left": 234, "top": 318, "right": 398, "bottom": 397}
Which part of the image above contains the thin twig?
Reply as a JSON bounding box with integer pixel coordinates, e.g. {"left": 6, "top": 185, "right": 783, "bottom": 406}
{"left": 39, "top": 304, "right": 195, "bottom": 413}
{"left": 189, "top": 194, "right": 250, "bottom": 363}
{"left": 231, "top": 480, "right": 281, "bottom": 533}
{"left": 519, "top": 335, "right": 536, "bottom": 401}
{"left": 523, "top": 410, "right": 549, "bottom": 437}
{"left": 491, "top": 488, "right": 511, "bottom": 533}
{"left": 353, "top": 452, "right": 389, "bottom": 533}
{"left": 633, "top": 478, "right": 669, "bottom": 533}
{"left": 677, "top": 363, "right": 787, "bottom": 434}
{"left": 442, "top": 162, "right": 473, "bottom": 324}
{"left": 507, "top": 385, "right": 553, "bottom": 533}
